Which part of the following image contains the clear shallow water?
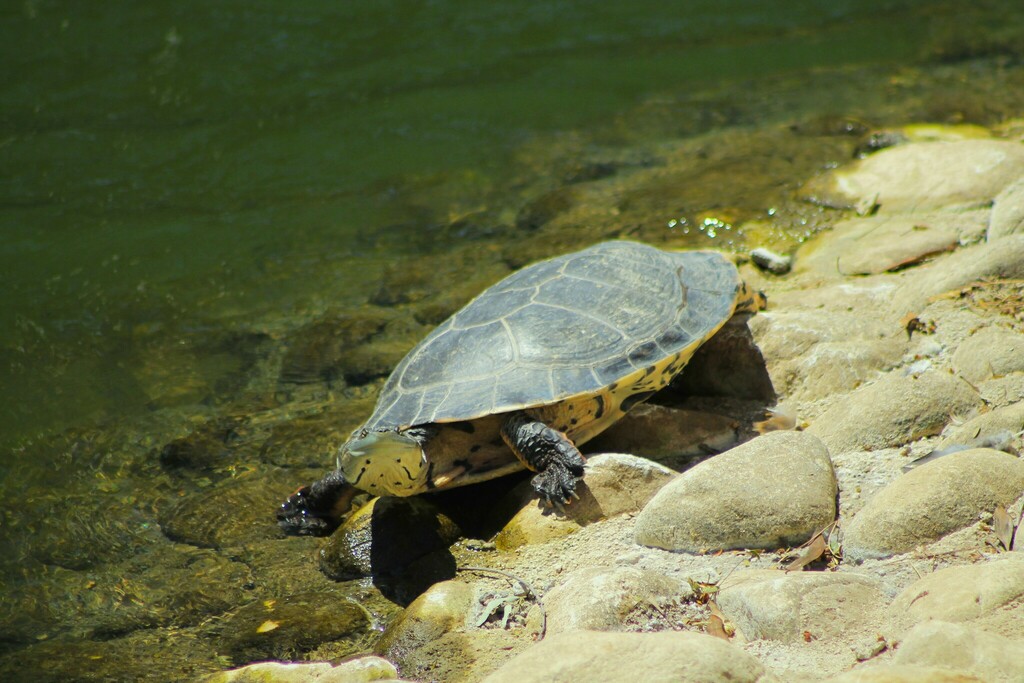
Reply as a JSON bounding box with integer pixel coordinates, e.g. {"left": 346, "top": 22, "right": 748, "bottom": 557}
{"left": 2, "top": 0, "right": 1024, "bottom": 677}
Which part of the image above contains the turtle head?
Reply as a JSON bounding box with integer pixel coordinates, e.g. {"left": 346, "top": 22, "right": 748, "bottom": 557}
{"left": 338, "top": 427, "right": 432, "bottom": 496}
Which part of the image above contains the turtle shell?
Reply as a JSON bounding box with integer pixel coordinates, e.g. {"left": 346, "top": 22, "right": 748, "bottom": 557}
{"left": 364, "top": 241, "right": 743, "bottom": 432}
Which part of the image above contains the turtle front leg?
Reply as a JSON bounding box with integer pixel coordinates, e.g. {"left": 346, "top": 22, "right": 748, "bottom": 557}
{"left": 501, "top": 412, "right": 586, "bottom": 505}
{"left": 277, "top": 469, "right": 357, "bottom": 536}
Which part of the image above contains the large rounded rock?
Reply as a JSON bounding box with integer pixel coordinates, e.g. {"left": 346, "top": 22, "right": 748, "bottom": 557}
{"left": 893, "top": 620, "right": 1024, "bottom": 682}
{"left": 888, "top": 555, "right": 1024, "bottom": 634}
{"left": 544, "top": 566, "right": 687, "bottom": 634}
{"left": 481, "top": 630, "right": 770, "bottom": 683}
{"left": 494, "top": 453, "right": 675, "bottom": 550}
{"left": 717, "top": 569, "right": 886, "bottom": 643}
{"left": 952, "top": 326, "right": 1024, "bottom": 383}
{"left": 203, "top": 656, "right": 403, "bottom": 683}
{"left": 891, "top": 235, "right": 1024, "bottom": 313}
{"left": 634, "top": 431, "right": 836, "bottom": 553}
{"left": 989, "top": 176, "right": 1024, "bottom": 240}
{"left": 939, "top": 401, "right": 1024, "bottom": 448}
{"left": 823, "top": 664, "right": 984, "bottom": 682}
{"left": 375, "top": 580, "right": 475, "bottom": 662}
{"left": 843, "top": 449, "right": 1024, "bottom": 560}
{"left": 804, "top": 140, "right": 1024, "bottom": 212}
{"left": 806, "top": 371, "right": 981, "bottom": 454}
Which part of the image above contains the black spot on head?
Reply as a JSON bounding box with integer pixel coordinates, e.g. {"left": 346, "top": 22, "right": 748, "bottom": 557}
{"left": 593, "top": 395, "right": 606, "bottom": 420}
{"left": 620, "top": 390, "right": 655, "bottom": 413}
{"left": 570, "top": 418, "right": 578, "bottom": 425}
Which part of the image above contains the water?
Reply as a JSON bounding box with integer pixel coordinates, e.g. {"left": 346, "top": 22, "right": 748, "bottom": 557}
{"left": 2, "top": 0, "right": 1023, "bottom": 678}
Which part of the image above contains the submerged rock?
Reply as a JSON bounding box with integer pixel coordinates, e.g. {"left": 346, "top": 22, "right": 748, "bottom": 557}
{"left": 634, "top": 431, "right": 836, "bottom": 553}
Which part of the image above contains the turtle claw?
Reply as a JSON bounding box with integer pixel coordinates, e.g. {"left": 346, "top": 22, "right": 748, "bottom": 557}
{"left": 276, "top": 470, "right": 355, "bottom": 537}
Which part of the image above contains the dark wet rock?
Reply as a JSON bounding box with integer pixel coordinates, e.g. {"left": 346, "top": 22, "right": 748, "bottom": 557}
{"left": 803, "top": 140, "right": 1024, "bottom": 212}
{"left": 481, "top": 630, "right": 769, "bottom": 683}
{"left": 375, "top": 580, "right": 475, "bottom": 662}
{"left": 0, "top": 621, "right": 222, "bottom": 682}
{"left": 853, "top": 129, "right": 911, "bottom": 158}
{"left": 990, "top": 176, "right": 1024, "bottom": 240}
{"left": 318, "top": 497, "right": 462, "bottom": 584}
{"left": 493, "top": 453, "right": 675, "bottom": 551}
{"left": 160, "top": 475, "right": 292, "bottom": 549}
{"left": 952, "top": 326, "right": 1024, "bottom": 383}
{"left": 585, "top": 404, "right": 741, "bottom": 466}
{"left": 893, "top": 620, "right": 1024, "bottom": 683}
{"left": 258, "top": 405, "right": 367, "bottom": 469}
{"left": 562, "top": 160, "right": 619, "bottom": 184}
{"left": 843, "top": 449, "right": 1024, "bottom": 560}
{"left": 806, "top": 371, "right": 981, "bottom": 454}
{"left": 159, "top": 417, "right": 265, "bottom": 474}
{"left": 717, "top": 569, "right": 886, "bottom": 644}
{"left": 544, "top": 566, "right": 687, "bottom": 634}
{"left": 212, "top": 592, "right": 372, "bottom": 665}
{"left": 203, "top": 656, "right": 403, "bottom": 683}
{"left": 888, "top": 555, "right": 1024, "bottom": 634}
{"left": 634, "top": 431, "right": 836, "bottom": 553}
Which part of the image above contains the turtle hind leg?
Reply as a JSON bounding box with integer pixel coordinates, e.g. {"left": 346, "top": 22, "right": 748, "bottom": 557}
{"left": 500, "top": 412, "right": 586, "bottom": 505}
{"left": 277, "top": 469, "right": 357, "bottom": 537}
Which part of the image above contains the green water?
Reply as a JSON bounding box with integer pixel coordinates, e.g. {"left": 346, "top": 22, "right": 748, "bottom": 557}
{"left": 2, "top": 0, "right": 1024, "bottom": 678}
{"left": 0, "top": 0, "right": 949, "bottom": 442}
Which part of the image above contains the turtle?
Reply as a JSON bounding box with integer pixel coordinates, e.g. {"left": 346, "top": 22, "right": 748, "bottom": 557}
{"left": 278, "top": 240, "right": 765, "bottom": 535}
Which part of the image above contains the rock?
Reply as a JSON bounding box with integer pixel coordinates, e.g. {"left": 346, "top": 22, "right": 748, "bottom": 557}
{"left": 544, "top": 566, "right": 687, "bottom": 634}
{"left": 202, "top": 656, "right": 403, "bottom": 683}
{"left": 939, "top": 402, "right": 1024, "bottom": 449}
{"left": 891, "top": 235, "right": 1024, "bottom": 313}
{"left": 213, "top": 592, "right": 371, "bottom": 665}
{"left": 717, "top": 570, "right": 886, "bottom": 644}
{"left": 796, "top": 213, "right": 967, "bottom": 276}
{"left": 585, "top": 404, "right": 741, "bottom": 465}
{"left": 823, "top": 664, "right": 984, "bottom": 682}
{"left": 803, "top": 140, "right": 1024, "bottom": 212}
{"left": 888, "top": 555, "right": 1024, "bottom": 631}
{"left": 392, "top": 630, "right": 528, "bottom": 683}
{"left": 952, "top": 326, "right": 1024, "bottom": 382}
{"left": 842, "top": 449, "right": 1024, "bottom": 560}
{"left": 773, "top": 339, "right": 905, "bottom": 403}
{"left": 806, "top": 371, "right": 980, "bottom": 454}
{"left": 318, "top": 496, "right": 462, "bottom": 581}
{"left": 893, "top": 620, "right": 1024, "bottom": 682}
{"left": 634, "top": 431, "right": 836, "bottom": 553}
{"left": 989, "top": 176, "right": 1024, "bottom": 240}
{"left": 494, "top": 453, "right": 675, "bottom": 550}
{"left": 481, "top": 630, "right": 770, "bottom": 683}
{"left": 160, "top": 476, "right": 292, "bottom": 549}
{"left": 376, "top": 580, "right": 475, "bottom": 661}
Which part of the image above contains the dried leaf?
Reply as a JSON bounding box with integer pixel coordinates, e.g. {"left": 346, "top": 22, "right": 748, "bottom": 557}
{"left": 706, "top": 600, "right": 730, "bottom": 641}
{"left": 687, "top": 578, "right": 720, "bottom": 604}
{"left": 784, "top": 533, "right": 827, "bottom": 572}
{"left": 994, "top": 504, "right": 1015, "bottom": 552}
